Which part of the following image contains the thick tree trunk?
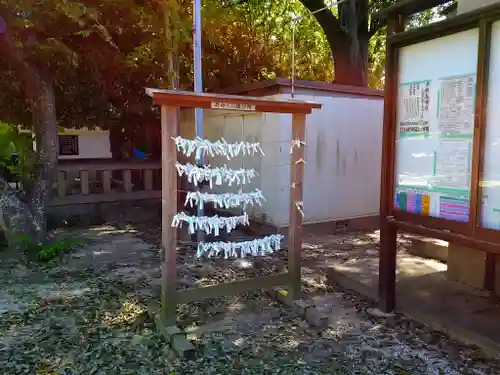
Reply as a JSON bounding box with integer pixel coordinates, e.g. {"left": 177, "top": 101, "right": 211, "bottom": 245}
{"left": 27, "top": 78, "right": 58, "bottom": 238}
{"left": 0, "top": 175, "right": 40, "bottom": 248}
{"left": 299, "top": 0, "right": 370, "bottom": 87}
{"left": 329, "top": 34, "right": 367, "bottom": 86}
{"left": 0, "top": 15, "right": 58, "bottom": 246}
{"left": 335, "top": 0, "right": 369, "bottom": 86}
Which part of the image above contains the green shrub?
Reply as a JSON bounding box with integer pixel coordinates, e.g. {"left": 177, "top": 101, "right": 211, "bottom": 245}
{"left": 0, "top": 122, "right": 36, "bottom": 191}
{"left": 17, "top": 235, "right": 80, "bottom": 261}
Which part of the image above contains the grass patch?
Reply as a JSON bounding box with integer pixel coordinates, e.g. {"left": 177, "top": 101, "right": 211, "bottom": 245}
{"left": 18, "top": 234, "right": 81, "bottom": 261}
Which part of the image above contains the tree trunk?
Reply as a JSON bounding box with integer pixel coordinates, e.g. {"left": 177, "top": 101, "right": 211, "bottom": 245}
{"left": 299, "top": 0, "right": 370, "bottom": 87}
{"left": 329, "top": 33, "right": 367, "bottom": 86}
{"left": 0, "top": 16, "right": 58, "bottom": 246}
{"left": 0, "top": 175, "right": 40, "bottom": 248}
{"left": 26, "top": 77, "right": 58, "bottom": 239}
{"left": 335, "top": 0, "right": 369, "bottom": 86}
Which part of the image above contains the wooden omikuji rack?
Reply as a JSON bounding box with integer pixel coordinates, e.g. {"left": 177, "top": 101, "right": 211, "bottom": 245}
{"left": 145, "top": 88, "right": 321, "bottom": 354}
{"left": 377, "top": 1, "right": 500, "bottom": 313}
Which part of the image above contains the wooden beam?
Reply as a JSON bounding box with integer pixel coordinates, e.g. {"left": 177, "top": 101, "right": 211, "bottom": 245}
{"left": 176, "top": 273, "right": 290, "bottom": 304}
{"left": 388, "top": 218, "right": 500, "bottom": 256}
{"left": 471, "top": 20, "right": 492, "bottom": 235}
{"left": 145, "top": 88, "right": 321, "bottom": 114}
{"left": 49, "top": 190, "right": 161, "bottom": 206}
{"left": 484, "top": 253, "right": 496, "bottom": 292}
{"left": 161, "top": 105, "right": 179, "bottom": 326}
{"left": 288, "top": 113, "right": 306, "bottom": 301}
{"left": 56, "top": 161, "right": 161, "bottom": 173}
{"left": 378, "top": 220, "right": 398, "bottom": 312}
{"left": 373, "top": 0, "right": 451, "bottom": 21}
{"left": 378, "top": 13, "right": 405, "bottom": 314}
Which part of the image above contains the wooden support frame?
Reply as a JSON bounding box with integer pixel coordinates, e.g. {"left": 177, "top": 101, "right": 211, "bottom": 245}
{"left": 146, "top": 88, "right": 321, "bottom": 356}
{"left": 378, "top": 3, "right": 500, "bottom": 313}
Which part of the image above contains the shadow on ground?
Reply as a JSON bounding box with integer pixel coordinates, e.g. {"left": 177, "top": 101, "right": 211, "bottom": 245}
{"left": 0, "top": 223, "right": 498, "bottom": 374}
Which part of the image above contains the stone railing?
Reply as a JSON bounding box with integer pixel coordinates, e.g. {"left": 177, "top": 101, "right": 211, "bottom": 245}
{"left": 50, "top": 160, "right": 162, "bottom": 207}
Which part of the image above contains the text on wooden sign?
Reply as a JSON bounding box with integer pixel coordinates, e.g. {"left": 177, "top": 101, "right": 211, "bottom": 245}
{"left": 211, "top": 102, "right": 256, "bottom": 111}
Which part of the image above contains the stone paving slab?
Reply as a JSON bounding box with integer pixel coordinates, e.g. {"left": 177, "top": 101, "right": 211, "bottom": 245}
{"left": 308, "top": 230, "right": 500, "bottom": 358}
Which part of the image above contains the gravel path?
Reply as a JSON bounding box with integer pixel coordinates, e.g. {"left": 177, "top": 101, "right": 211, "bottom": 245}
{"left": 0, "top": 223, "right": 499, "bottom": 374}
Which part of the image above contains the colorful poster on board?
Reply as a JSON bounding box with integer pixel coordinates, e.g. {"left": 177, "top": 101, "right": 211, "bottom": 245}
{"left": 438, "top": 195, "right": 470, "bottom": 222}
{"left": 395, "top": 187, "right": 433, "bottom": 216}
{"left": 395, "top": 186, "right": 470, "bottom": 222}
{"left": 398, "top": 80, "right": 431, "bottom": 138}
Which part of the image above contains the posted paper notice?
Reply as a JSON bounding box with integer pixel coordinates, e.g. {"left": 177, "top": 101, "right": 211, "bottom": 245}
{"left": 398, "top": 80, "right": 431, "bottom": 138}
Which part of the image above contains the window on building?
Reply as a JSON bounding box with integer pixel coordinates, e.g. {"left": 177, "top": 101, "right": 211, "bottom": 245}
{"left": 59, "top": 135, "right": 79, "bottom": 156}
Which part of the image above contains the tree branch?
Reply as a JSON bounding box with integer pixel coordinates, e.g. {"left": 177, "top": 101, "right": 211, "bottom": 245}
{"left": 299, "top": 0, "right": 345, "bottom": 57}
{"left": 368, "top": 18, "right": 386, "bottom": 38}
{"left": 0, "top": 16, "right": 30, "bottom": 73}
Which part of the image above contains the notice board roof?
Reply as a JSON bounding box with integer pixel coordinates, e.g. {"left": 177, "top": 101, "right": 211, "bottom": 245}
{"left": 145, "top": 88, "right": 322, "bottom": 114}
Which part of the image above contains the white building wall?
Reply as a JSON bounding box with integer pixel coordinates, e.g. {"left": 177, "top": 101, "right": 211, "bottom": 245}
{"left": 264, "top": 91, "right": 384, "bottom": 227}
{"left": 58, "top": 130, "right": 112, "bottom": 160}
{"left": 179, "top": 91, "right": 384, "bottom": 228}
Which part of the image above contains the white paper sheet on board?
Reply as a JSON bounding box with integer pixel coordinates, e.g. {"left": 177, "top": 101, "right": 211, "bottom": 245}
{"left": 438, "top": 74, "right": 475, "bottom": 136}
{"left": 433, "top": 139, "right": 472, "bottom": 190}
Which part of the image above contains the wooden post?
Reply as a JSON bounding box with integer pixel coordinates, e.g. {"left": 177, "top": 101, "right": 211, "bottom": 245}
{"left": 379, "top": 221, "right": 398, "bottom": 312}
{"left": 144, "top": 169, "right": 154, "bottom": 191}
{"left": 102, "top": 170, "right": 112, "bottom": 193}
{"left": 475, "top": 20, "right": 493, "bottom": 292}
{"left": 80, "top": 170, "right": 89, "bottom": 195}
{"left": 288, "top": 113, "right": 306, "bottom": 301}
{"left": 123, "top": 170, "right": 133, "bottom": 193}
{"left": 57, "top": 170, "right": 66, "bottom": 197}
{"left": 378, "top": 13, "right": 405, "bottom": 313}
{"left": 161, "top": 105, "right": 179, "bottom": 325}
{"left": 484, "top": 253, "right": 496, "bottom": 292}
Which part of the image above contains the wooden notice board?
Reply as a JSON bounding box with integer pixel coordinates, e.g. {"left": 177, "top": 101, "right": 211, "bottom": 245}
{"left": 379, "top": 3, "right": 500, "bottom": 312}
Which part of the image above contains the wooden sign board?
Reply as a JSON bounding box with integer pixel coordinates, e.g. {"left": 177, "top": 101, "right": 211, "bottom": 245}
{"left": 211, "top": 102, "right": 256, "bottom": 111}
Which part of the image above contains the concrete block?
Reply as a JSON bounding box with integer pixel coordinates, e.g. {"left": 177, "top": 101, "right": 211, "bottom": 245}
{"left": 407, "top": 237, "right": 449, "bottom": 263}
{"left": 292, "top": 300, "right": 312, "bottom": 315}
{"left": 170, "top": 334, "right": 196, "bottom": 360}
{"left": 447, "top": 244, "right": 486, "bottom": 290}
{"left": 304, "top": 308, "right": 329, "bottom": 328}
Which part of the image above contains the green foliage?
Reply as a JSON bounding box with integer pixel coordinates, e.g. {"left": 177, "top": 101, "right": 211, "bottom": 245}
{"left": 0, "top": 122, "right": 36, "bottom": 189}
{"left": 211, "top": 0, "right": 334, "bottom": 84}
{"left": 17, "top": 234, "right": 80, "bottom": 261}
{"left": 0, "top": 0, "right": 459, "bottom": 133}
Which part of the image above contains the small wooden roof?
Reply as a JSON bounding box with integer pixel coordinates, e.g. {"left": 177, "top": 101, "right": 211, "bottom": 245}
{"left": 145, "top": 88, "right": 322, "bottom": 114}
{"left": 220, "top": 78, "right": 383, "bottom": 98}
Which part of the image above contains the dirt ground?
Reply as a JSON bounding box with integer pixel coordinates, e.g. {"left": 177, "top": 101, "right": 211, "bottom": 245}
{"left": 0, "top": 222, "right": 499, "bottom": 375}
